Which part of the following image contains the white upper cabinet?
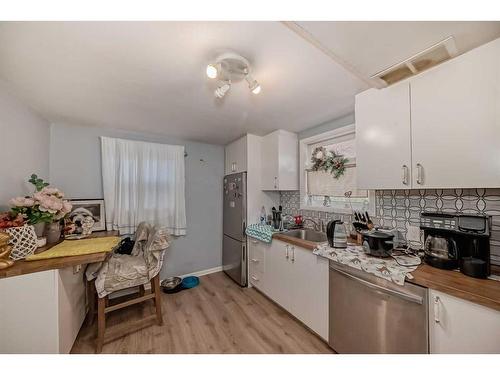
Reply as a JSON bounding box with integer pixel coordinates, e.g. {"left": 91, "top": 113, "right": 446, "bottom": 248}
{"left": 410, "top": 38, "right": 500, "bottom": 188}
{"left": 355, "top": 83, "right": 412, "bottom": 189}
{"left": 261, "top": 130, "right": 298, "bottom": 191}
{"left": 225, "top": 136, "right": 248, "bottom": 175}
{"left": 355, "top": 37, "right": 500, "bottom": 189}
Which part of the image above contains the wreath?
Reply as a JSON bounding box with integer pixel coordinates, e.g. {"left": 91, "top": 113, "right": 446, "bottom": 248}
{"left": 310, "top": 146, "right": 348, "bottom": 179}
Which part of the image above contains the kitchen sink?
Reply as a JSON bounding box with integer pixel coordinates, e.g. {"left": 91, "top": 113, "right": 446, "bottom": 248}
{"left": 282, "top": 229, "right": 327, "bottom": 243}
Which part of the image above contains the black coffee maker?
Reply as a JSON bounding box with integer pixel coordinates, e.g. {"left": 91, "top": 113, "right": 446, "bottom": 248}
{"left": 420, "top": 212, "right": 491, "bottom": 279}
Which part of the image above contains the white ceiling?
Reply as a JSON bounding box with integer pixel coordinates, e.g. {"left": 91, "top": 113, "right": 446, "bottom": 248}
{"left": 296, "top": 21, "right": 500, "bottom": 78}
{"left": 0, "top": 21, "right": 499, "bottom": 145}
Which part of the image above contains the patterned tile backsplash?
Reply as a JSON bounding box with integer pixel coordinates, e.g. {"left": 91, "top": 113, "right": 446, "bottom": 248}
{"left": 280, "top": 189, "right": 500, "bottom": 266}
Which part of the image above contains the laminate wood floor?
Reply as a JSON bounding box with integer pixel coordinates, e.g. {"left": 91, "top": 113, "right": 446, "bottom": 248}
{"left": 71, "top": 271, "right": 334, "bottom": 354}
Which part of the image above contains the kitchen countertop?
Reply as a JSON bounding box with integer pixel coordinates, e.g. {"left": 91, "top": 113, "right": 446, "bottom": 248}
{"left": 272, "top": 233, "right": 500, "bottom": 312}
{"left": 408, "top": 264, "right": 500, "bottom": 311}
{"left": 272, "top": 232, "right": 318, "bottom": 250}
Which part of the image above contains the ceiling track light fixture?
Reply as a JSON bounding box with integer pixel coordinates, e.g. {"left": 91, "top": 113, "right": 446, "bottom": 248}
{"left": 206, "top": 52, "right": 261, "bottom": 98}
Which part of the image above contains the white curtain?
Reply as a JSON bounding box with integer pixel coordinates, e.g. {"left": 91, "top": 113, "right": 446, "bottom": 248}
{"left": 101, "top": 137, "right": 186, "bottom": 235}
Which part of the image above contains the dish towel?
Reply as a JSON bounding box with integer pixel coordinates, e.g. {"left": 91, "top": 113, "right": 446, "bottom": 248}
{"left": 245, "top": 224, "right": 274, "bottom": 243}
{"left": 26, "top": 236, "right": 120, "bottom": 261}
{"left": 313, "top": 243, "right": 419, "bottom": 285}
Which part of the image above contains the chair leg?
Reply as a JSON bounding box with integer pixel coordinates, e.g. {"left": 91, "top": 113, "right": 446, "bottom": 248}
{"left": 151, "top": 275, "right": 163, "bottom": 326}
{"left": 86, "top": 280, "right": 96, "bottom": 326}
{"left": 96, "top": 296, "right": 106, "bottom": 353}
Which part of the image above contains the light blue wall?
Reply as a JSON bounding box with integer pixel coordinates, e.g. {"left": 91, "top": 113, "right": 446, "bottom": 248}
{"left": 49, "top": 123, "right": 224, "bottom": 278}
{"left": 298, "top": 113, "right": 354, "bottom": 140}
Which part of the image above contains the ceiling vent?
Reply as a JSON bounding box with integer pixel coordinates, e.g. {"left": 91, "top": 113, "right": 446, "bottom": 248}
{"left": 371, "top": 36, "right": 458, "bottom": 86}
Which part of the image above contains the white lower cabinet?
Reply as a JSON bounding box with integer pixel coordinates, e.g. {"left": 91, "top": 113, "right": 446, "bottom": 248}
{"left": 0, "top": 267, "right": 86, "bottom": 353}
{"left": 265, "top": 240, "right": 295, "bottom": 310}
{"left": 249, "top": 238, "right": 329, "bottom": 340}
{"left": 429, "top": 289, "right": 500, "bottom": 354}
{"left": 289, "top": 243, "right": 329, "bottom": 339}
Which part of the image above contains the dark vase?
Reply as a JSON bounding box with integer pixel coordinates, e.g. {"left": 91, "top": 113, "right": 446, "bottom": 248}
{"left": 33, "top": 222, "right": 46, "bottom": 238}
{"left": 45, "top": 222, "right": 62, "bottom": 244}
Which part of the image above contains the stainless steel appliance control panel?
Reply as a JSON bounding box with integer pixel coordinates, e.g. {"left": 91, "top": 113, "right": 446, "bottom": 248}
{"left": 420, "top": 212, "right": 489, "bottom": 235}
{"left": 420, "top": 213, "right": 457, "bottom": 231}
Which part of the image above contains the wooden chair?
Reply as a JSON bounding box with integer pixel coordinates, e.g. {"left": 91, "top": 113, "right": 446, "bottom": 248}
{"left": 86, "top": 224, "right": 170, "bottom": 353}
{"left": 87, "top": 274, "right": 163, "bottom": 353}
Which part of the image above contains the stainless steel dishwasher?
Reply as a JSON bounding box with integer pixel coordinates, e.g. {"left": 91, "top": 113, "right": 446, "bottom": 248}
{"left": 329, "top": 261, "right": 429, "bottom": 353}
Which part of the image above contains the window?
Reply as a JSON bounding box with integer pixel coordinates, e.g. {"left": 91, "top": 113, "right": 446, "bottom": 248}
{"left": 299, "top": 124, "right": 374, "bottom": 214}
{"left": 100, "top": 137, "right": 187, "bottom": 235}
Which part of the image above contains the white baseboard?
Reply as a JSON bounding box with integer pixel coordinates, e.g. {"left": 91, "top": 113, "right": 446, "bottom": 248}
{"left": 178, "top": 266, "right": 223, "bottom": 279}
{"left": 112, "top": 266, "right": 224, "bottom": 299}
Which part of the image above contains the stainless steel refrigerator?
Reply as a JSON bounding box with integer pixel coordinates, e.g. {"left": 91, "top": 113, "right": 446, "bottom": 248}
{"left": 223, "top": 172, "right": 247, "bottom": 286}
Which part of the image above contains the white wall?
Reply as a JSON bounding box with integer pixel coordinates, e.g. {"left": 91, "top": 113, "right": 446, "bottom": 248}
{"left": 0, "top": 82, "right": 50, "bottom": 210}
{"left": 49, "top": 123, "right": 225, "bottom": 278}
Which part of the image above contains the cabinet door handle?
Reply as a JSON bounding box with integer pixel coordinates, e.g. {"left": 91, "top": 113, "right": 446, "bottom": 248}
{"left": 285, "top": 245, "right": 289, "bottom": 259}
{"left": 251, "top": 275, "right": 259, "bottom": 281}
{"left": 274, "top": 176, "right": 278, "bottom": 189}
{"left": 231, "top": 162, "right": 236, "bottom": 172}
{"left": 434, "top": 296, "right": 440, "bottom": 323}
{"left": 251, "top": 258, "right": 259, "bottom": 263}
{"left": 291, "top": 246, "right": 295, "bottom": 263}
{"left": 251, "top": 240, "right": 258, "bottom": 244}
{"left": 416, "top": 163, "right": 424, "bottom": 185}
{"left": 401, "top": 165, "right": 409, "bottom": 185}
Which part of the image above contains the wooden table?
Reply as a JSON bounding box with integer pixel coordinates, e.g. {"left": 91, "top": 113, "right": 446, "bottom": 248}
{"left": 0, "top": 230, "right": 119, "bottom": 279}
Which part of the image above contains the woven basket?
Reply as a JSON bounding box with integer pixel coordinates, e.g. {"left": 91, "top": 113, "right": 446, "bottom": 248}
{"left": 6, "top": 224, "right": 38, "bottom": 260}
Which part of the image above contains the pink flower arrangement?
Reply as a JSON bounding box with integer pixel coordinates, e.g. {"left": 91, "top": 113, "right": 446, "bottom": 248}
{"left": 32, "top": 187, "right": 72, "bottom": 220}
{"left": 9, "top": 197, "right": 35, "bottom": 207}
{"left": 8, "top": 176, "right": 72, "bottom": 225}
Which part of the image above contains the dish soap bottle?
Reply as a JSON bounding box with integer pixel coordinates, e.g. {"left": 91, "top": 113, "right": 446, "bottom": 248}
{"left": 260, "top": 206, "right": 267, "bottom": 225}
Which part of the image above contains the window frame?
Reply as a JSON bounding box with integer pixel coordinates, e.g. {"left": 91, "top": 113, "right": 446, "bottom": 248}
{"left": 299, "top": 123, "right": 375, "bottom": 214}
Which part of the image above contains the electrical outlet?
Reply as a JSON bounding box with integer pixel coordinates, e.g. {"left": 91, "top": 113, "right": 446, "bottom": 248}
{"left": 407, "top": 225, "right": 421, "bottom": 243}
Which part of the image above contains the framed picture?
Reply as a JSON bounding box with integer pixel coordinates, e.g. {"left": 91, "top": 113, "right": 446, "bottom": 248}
{"left": 68, "top": 199, "right": 106, "bottom": 232}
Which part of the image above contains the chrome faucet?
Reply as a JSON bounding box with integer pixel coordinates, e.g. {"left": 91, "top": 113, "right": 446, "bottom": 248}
{"left": 280, "top": 214, "right": 294, "bottom": 230}
{"left": 303, "top": 218, "right": 326, "bottom": 232}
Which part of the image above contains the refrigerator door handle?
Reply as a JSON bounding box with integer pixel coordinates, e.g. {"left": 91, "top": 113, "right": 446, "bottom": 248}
{"left": 242, "top": 221, "right": 246, "bottom": 236}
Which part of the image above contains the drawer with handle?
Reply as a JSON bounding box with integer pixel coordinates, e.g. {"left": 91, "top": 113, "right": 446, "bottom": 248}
{"left": 250, "top": 273, "right": 263, "bottom": 286}
{"left": 249, "top": 239, "right": 265, "bottom": 274}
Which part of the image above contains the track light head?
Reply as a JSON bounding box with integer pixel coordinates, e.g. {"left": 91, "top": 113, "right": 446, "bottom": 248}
{"left": 245, "top": 75, "right": 261, "bottom": 95}
{"left": 206, "top": 64, "right": 218, "bottom": 79}
{"left": 214, "top": 81, "right": 231, "bottom": 98}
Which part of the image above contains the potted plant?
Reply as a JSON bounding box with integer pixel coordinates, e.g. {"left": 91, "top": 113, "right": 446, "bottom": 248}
{"left": 9, "top": 174, "right": 72, "bottom": 243}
